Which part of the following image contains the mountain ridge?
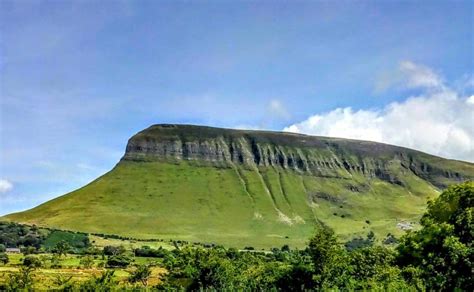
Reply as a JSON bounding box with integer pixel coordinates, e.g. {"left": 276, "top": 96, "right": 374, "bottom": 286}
{"left": 124, "top": 124, "right": 472, "bottom": 188}
{"left": 5, "top": 124, "right": 473, "bottom": 248}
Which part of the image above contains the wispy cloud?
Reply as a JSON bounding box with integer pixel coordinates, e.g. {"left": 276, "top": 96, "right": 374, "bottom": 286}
{"left": 374, "top": 60, "right": 445, "bottom": 93}
{"left": 0, "top": 179, "right": 13, "bottom": 193}
{"left": 268, "top": 99, "right": 290, "bottom": 120}
{"left": 285, "top": 61, "right": 474, "bottom": 162}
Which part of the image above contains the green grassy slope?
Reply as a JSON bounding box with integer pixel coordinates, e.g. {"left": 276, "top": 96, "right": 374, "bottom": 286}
{"left": 5, "top": 160, "right": 443, "bottom": 248}
{"left": 5, "top": 125, "right": 474, "bottom": 248}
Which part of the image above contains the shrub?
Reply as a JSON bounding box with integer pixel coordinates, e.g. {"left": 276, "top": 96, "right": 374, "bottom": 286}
{"left": 128, "top": 264, "right": 152, "bottom": 286}
{"left": 22, "top": 255, "right": 42, "bottom": 268}
{"left": 5, "top": 267, "right": 35, "bottom": 290}
{"left": 106, "top": 254, "right": 131, "bottom": 268}
{"left": 103, "top": 245, "right": 125, "bottom": 256}
{"left": 80, "top": 255, "right": 94, "bottom": 269}
{"left": 0, "top": 252, "right": 9, "bottom": 265}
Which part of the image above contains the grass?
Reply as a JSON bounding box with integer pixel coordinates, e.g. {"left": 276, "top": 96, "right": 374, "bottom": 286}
{"left": 0, "top": 253, "right": 165, "bottom": 289}
{"left": 43, "top": 230, "right": 89, "bottom": 250}
{"left": 6, "top": 158, "right": 445, "bottom": 249}
{"left": 88, "top": 235, "right": 174, "bottom": 250}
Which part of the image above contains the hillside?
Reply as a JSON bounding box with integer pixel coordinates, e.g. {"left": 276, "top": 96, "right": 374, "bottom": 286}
{"left": 5, "top": 124, "right": 474, "bottom": 248}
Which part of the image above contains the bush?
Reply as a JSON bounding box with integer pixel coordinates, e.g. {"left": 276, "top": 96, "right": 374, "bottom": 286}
{"left": 5, "top": 266, "right": 35, "bottom": 290}
{"left": 80, "top": 255, "right": 94, "bottom": 269}
{"left": 103, "top": 245, "right": 125, "bottom": 256}
{"left": 21, "top": 246, "right": 37, "bottom": 255}
{"left": 134, "top": 246, "right": 169, "bottom": 258}
{"left": 128, "top": 264, "right": 152, "bottom": 286}
{"left": 0, "top": 252, "right": 9, "bottom": 265}
{"left": 106, "top": 254, "right": 131, "bottom": 268}
{"left": 22, "top": 255, "right": 42, "bottom": 268}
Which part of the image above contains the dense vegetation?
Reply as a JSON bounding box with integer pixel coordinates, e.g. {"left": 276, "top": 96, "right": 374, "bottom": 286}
{"left": 0, "top": 222, "right": 90, "bottom": 253}
{"left": 0, "top": 181, "right": 471, "bottom": 290}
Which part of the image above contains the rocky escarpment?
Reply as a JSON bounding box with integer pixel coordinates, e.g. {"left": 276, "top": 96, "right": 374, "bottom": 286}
{"left": 122, "top": 124, "right": 473, "bottom": 188}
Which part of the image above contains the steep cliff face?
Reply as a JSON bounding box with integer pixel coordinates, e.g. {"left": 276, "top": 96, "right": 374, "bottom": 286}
{"left": 123, "top": 124, "right": 471, "bottom": 188}
{"left": 6, "top": 124, "right": 473, "bottom": 248}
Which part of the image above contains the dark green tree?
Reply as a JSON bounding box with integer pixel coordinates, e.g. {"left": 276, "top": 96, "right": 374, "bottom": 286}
{"left": 307, "top": 224, "right": 350, "bottom": 287}
{"left": 0, "top": 252, "right": 9, "bottom": 265}
{"left": 53, "top": 240, "right": 71, "bottom": 257}
{"left": 106, "top": 254, "right": 131, "bottom": 268}
{"left": 22, "top": 255, "right": 42, "bottom": 268}
{"left": 397, "top": 181, "right": 473, "bottom": 290}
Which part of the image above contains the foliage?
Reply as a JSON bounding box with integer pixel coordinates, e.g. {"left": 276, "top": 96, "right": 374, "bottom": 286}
{"left": 0, "top": 181, "right": 471, "bottom": 291}
{"left": 0, "top": 222, "right": 90, "bottom": 254}
{"left": 21, "top": 246, "right": 37, "bottom": 255}
{"left": 50, "top": 254, "right": 62, "bottom": 268}
{"left": 0, "top": 252, "right": 9, "bottom": 265}
{"left": 4, "top": 266, "right": 35, "bottom": 290}
{"left": 128, "top": 264, "right": 152, "bottom": 286}
{"left": 106, "top": 254, "right": 132, "bottom": 267}
{"left": 53, "top": 240, "right": 71, "bottom": 257}
{"left": 22, "top": 255, "right": 42, "bottom": 268}
{"left": 397, "top": 181, "right": 473, "bottom": 290}
{"left": 103, "top": 245, "right": 126, "bottom": 256}
{"left": 345, "top": 231, "right": 376, "bottom": 250}
{"left": 79, "top": 255, "right": 94, "bottom": 269}
{"left": 134, "top": 246, "right": 169, "bottom": 258}
{"left": 0, "top": 222, "right": 46, "bottom": 248}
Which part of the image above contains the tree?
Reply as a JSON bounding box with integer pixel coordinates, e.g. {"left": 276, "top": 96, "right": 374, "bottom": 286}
{"left": 0, "top": 252, "right": 9, "bottom": 265}
{"left": 5, "top": 266, "right": 35, "bottom": 290}
{"left": 106, "top": 254, "right": 131, "bottom": 268}
{"left": 397, "top": 181, "right": 473, "bottom": 290}
{"left": 103, "top": 245, "right": 125, "bottom": 256}
{"left": 128, "top": 264, "right": 152, "bottom": 287}
{"left": 22, "top": 255, "right": 42, "bottom": 268}
{"left": 50, "top": 255, "right": 62, "bottom": 268}
{"left": 0, "top": 243, "right": 5, "bottom": 252}
{"left": 21, "top": 246, "right": 36, "bottom": 255}
{"left": 80, "top": 255, "right": 94, "bottom": 269}
{"left": 53, "top": 240, "right": 71, "bottom": 257}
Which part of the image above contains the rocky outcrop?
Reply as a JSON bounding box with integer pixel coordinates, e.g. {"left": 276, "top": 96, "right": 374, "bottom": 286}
{"left": 122, "top": 124, "right": 473, "bottom": 188}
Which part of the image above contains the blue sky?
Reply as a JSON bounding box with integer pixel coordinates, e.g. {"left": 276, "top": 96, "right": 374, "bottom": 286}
{"left": 0, "top": 0, "right": 473, "bottom": 215}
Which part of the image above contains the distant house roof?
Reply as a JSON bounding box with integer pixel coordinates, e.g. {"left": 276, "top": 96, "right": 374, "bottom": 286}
{"left": 5, "top": 247, "right": 21, "bottom": 253}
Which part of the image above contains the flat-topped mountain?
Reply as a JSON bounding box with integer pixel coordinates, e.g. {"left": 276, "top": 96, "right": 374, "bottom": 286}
{"left": 5, "top": 124, "right": 474, "bottom": 248}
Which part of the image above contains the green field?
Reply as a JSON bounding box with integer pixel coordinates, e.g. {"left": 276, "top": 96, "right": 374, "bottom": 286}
{"left": 0, "top": 253, "right": 165, "bottom": 289}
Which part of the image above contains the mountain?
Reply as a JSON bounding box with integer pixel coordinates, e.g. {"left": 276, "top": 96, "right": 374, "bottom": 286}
{"left": 5, "top": 124, "right": 474, "bottom": 248}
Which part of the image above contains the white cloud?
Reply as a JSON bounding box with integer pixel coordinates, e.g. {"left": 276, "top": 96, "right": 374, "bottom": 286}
{"left": 467, "top": 95, "right": 474, "bottom": 105}
{"left": 0, "top": 179, "right": 13, "bottom": 193}
{"left": 375, "top": 60, "right": 445, "bottom": 92}
{"left": 399, "top": 61, "right": 444, "bottom": 89}
{"left": 284, "top": 62, "right": 474, "bottom": 162}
